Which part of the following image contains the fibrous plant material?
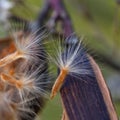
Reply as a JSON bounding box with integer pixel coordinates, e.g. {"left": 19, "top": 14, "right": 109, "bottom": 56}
{"left": 47, "top": 35, "right": 92, "bottom": 99}
{"left": 0, "top": 25, "right": 50, "bottom": 120}
{"left": 48, "top": 35, "right": 118, "bottom": 120}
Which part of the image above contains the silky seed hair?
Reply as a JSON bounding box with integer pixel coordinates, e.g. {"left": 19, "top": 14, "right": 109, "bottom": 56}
{"left": 0, "top": 64, "right": 50, "bottom": 101}
{"left": 12, "top": 23, "right": 48, "bottom": 63}
{"left": 47, "top": 35, "right": 94, "bottom": 78}
{"left": 15, "top": 99, "right": 40, "bottom": 120}
{"left": 0, "top": 24, "right": 48, "bottom": 68}
{"left": 0, "top": 23, "right": 51, "bottom": 119}
{"left": 46, "top": 35, "right": 94, "bottom": 98}
{"left": 0, "top": 91, "right": 17, "bottom": 120}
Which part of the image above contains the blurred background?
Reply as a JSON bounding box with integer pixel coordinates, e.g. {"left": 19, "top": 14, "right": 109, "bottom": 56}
{"left": 0, "top": 0, "right": 120, "bottom": 119}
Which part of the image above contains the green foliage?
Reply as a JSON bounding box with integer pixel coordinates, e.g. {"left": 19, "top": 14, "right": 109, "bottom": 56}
{"left": 40, "top": 95, "right": 62, "bottom": 120}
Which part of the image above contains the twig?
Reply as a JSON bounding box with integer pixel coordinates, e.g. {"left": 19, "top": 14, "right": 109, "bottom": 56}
{"left": 35, "top": 0, "right": 73, "bottom": 37}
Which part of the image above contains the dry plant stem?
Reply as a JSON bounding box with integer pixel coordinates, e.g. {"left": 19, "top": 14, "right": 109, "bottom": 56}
{"left": 36, "top": 0, "right": 73, "bottom": 37}
{"left": 1, "top": 73, "right": 23, "bottom": 89}
{"left": 0, "top": 51, "right": 24, "bottom": 67}
{"left": 51, "top": 68, "right": 68, "bottom": 99}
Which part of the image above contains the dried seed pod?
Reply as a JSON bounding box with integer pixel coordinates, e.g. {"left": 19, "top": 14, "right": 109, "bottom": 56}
{"left": 49, "top": 35, "right": 118, "bottom": 120}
